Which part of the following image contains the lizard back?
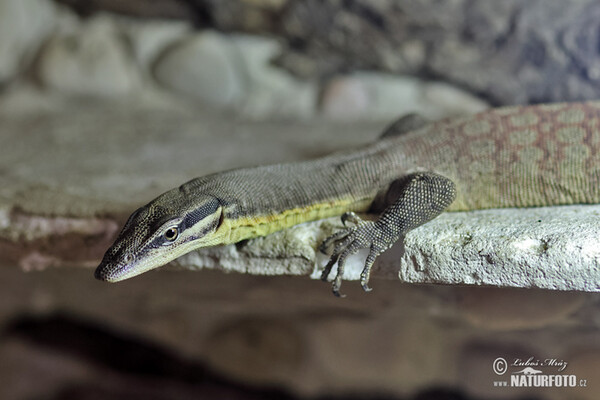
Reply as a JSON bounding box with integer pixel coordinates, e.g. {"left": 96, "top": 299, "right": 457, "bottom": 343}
{"left": 386, "top": 101, "right": 600, "bottom": 211}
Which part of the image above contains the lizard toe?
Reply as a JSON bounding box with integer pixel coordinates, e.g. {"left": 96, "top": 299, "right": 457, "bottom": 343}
{"left": 321, "top": 221, "right": 383, "bottom": 295}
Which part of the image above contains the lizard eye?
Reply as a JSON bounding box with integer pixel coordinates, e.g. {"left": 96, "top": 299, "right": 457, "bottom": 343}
{"left": 164, "top": 227, "right": 179, "bottom": 242}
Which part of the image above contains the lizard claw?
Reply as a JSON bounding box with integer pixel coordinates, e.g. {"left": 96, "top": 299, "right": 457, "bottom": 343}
{"left": 321, "top": 255, "right": 346, "bottom": 297}
{"left": 320, "top": 218, "right": 385, "bottom": 296}
{"left": 360, "top": 271, "right": 373, "bottom": 292}
{"left": 320, "top": 255, "right": 337, "bottom": 281}
{"left": 332, "top": 274, "right": 346, "bottom": 298}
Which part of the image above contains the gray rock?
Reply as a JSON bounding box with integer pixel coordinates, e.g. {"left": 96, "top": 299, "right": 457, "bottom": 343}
{"left": 153, "top": 31, "right": 246, "bottom": 106}
{"left": 399, "top": 205, "right": 600, "bottom": 292}
{"left": 153, "top": 31, "right": 317, "bottom": 118}
{"left": 230, "top": 34, "right": 317, "bottom": 119}
{"left": 81, "top": 0, "right": 600, "bottom": 106}
{"left": 0, "top": 0, "right": 57, "bottom": 84}
{"left": 421, "top": 81, "right": 490, "bottom": 120}
{"left": 35, "top": 15, "right": 141, "bottom": 97}
{"left": 116, "top": 15, "right": 191, "bottom": 70}
{"left": 319, "top": 75, "right": 371, "bottom": 120}
{"left": 320, "top": 73, "right": 489, "bottom": 121}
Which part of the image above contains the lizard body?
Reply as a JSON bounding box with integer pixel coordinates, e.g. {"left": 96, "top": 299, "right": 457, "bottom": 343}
{"left": 95, "top": 102, "right": 600, "bottom": 295}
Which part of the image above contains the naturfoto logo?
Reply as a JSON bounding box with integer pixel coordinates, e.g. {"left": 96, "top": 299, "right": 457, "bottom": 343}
{"left": 492, "top": 357, "right": 588, "bottom": 389}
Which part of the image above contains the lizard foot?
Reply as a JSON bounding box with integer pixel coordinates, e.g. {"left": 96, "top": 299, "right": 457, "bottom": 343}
{"left": 320, "top": 212, "right": 386, "bottom": 297}
{"left": 319, "top": 172, "right": 456, "bottom": 296}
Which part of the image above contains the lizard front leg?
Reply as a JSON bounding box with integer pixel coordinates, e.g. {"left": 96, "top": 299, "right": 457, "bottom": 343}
{"left": 320, "top": 172, "right": 456, "bottom": 297}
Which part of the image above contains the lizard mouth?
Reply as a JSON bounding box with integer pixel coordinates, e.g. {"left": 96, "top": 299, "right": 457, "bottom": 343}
{"left": 94, "top": 265, "right": 109, "bottom": 281}
{"left": 94, "top": 262, "right": 123, "bottom": 282}
{"left": 94, "top": 253, "right": 134, "bottom": 282}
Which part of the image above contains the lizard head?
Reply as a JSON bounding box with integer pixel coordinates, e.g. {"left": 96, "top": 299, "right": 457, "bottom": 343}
{"left": 95, "top": 190, "right": 223, "bottom": 282}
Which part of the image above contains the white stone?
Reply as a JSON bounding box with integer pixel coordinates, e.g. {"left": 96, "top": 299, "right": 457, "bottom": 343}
{"left": 230, "top": 34, "right": 317, "bottom": 119}
{"left": 397, "top": 205, "right": 600, "bottom": 292}
{"left": 321, "top": 73, "right": 424, "bottom": 120}
{"left": 422, "top": 81, "right": 489, "bottom": 119}
{"left": 320, "top": 72, "right": 491, "bottom": 121}
{"left": 153, "top": 31, "right": 317, "bottom": 118}
{"left": 35, "top": 15, "right": 141, "bottom": 97}
{"left": 0, "top": 0, "right": 57, "bottom": 83}
{"left": 153, "top": 31, "right": 246, "bottom": 106}
{"left": 320, "top": 76, "right": 370, "bottom": 120}
{"left": 115, "top": 16, "right": 191, "bottom": 70}
{"left": 0, "top": 84, "right": 68, "bottom": 115}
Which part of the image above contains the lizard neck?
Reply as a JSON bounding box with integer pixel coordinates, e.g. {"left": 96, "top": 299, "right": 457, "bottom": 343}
{"left": 219, "top": 196, "right": 374, "bottom": 244}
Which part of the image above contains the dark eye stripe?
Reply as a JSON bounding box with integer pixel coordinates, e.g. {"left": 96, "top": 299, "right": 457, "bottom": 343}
{"left": 182, "top": 198, "right": 220, "bottom": 230}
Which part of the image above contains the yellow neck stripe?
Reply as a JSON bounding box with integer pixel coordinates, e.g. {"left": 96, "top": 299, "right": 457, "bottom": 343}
{"left": 219, "top": 197, "right": 373, "bottom": 244}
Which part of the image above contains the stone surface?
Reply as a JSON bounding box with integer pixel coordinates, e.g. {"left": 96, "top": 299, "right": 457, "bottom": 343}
{"left": 0, "top": 0, "right": 58, "bottom": 84}
{"left": 154, "top": 31, "right": 317, "bottom": 118}
{"left": 320, "top": 76, "right": 370, "bottom": 119}
{"left": 320, "top": 73, "right": 489, "bottom": 121}
{"left": 422, "top": 81, "right": 492, "bottom": 120}
{"left": 153, "top": 31, "right": 246, "bottom": 106}
{"left": 230, "top": 34, "right": 317, "bottom": 119}
{"left": 277, "top": 0, "right": 600, "bottom": 105}
{"left": 398, "top": 205, "right": 600, "bottom": 292}
{"left": 116, "top": 15, "right": 191, "bottom": 70}
{"left": 322, "top": 73, "right": 424, "bottom": 121}
{"left": 68, "top": 0, "right": 600, "bottom": 106}
{"left": 35, "top": 15, "right": 141, "bottom": 97}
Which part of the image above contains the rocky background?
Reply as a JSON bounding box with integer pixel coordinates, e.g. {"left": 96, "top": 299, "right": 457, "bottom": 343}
{"left": 54, "top": 0, "right": 600, "bottom": 105}
{"left": 1, "top": 0, "right": 599, "bottom": 399}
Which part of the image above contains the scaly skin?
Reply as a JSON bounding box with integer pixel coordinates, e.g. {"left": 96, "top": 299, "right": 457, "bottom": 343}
{"left": 95, "top": 102, "right": 600, "bottom": 296}
{"left": 398, "top": 102, "right": 600, "bottom": 210}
